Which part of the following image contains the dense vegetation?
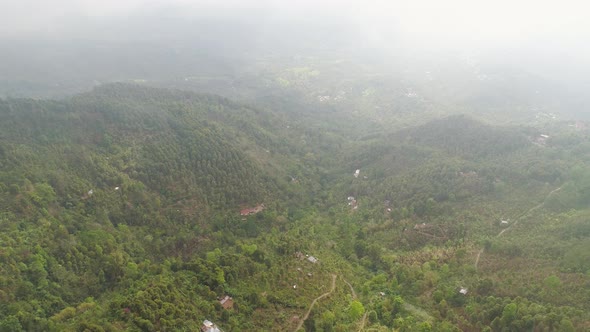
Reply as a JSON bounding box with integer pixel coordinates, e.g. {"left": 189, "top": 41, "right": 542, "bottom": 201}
{"left": 1, "top": 83, "right": 589, "bottom": 331}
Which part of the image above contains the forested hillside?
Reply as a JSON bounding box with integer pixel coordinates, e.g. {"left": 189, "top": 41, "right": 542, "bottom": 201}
{"left": 1, "top": 84, "right": 590, "bottom": 331}
{"left": 0, "top": 84, "right": 308, "bottom": 330}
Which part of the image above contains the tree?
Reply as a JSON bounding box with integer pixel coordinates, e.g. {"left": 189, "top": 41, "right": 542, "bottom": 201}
{"left": 348, "top": 300, "right": 365, "bottom": 321}
{"left": 559, "top": 318, "right": 575, "bottom": 332}
{"left": 543, "top": 275, "right": 561, "bottom": 297}
{"left": 0, "top": 316, "right": 23, "bottom": 332}
{"left": 501, "top": 303, "right": 517, "bottom": 326}
{"left": 417, "top": 322, "right": 432, "bottom": 332}
{"left": 319, "top": 311, "right": 336, "bottom": 331}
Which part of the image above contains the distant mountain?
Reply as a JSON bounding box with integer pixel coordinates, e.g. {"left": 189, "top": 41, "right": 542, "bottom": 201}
{"left": 389, "top": 114, "right": 531, "bottom": 159}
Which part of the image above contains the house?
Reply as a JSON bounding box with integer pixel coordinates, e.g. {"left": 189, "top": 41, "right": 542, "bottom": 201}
{"left": 348, "top": 196, "right": 358, "bottom": 210}
{"left": 201, "top": 320, "right": 222, "bottom": 332}
{"left": 307, "top": 256, "right": 318, "bottom": 264}
{"left": 459, "top": 171, "right": 478, "bottom": 178}
{"left": 535, "top": 134, "right": 550, "bottom": 145}
{"left": 219, "top": 296, "right": 234, "bottom": 310}
{"left": 240, "top": 204, "right": 265, "bottom": 216}
{"left": 459, "top": 288, "right": 468, "bottom": 295}
{"left": 405, "top": 91, "right": 417, "bottom": 98}
{"left": 414, "top": 222, "right": 428, "bottom": 230}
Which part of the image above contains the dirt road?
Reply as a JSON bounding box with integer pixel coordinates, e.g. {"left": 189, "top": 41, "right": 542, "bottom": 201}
{"left": 293, "top": 274, "right": 337, "bottom": 332}
{"left": 475, "top": 186, "right": 562, "bottom": 270}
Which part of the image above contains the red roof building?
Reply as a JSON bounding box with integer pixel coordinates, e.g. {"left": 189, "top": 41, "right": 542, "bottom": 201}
{"left": 219, "top": 296, "right": 234, "bottom": 310}
{"left": 240, "top": 204, "right": 265, "bottom": 216}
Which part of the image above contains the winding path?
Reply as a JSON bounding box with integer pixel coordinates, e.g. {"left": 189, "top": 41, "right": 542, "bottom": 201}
{"left": 358, "top": 312, "right": 368, "bottom": 332}
{"left": 341, "top": 277, "right": 370, "bottom": 332}
{"left": 293, "top": 274, "right": 337, "bottom": 332}
{"left": 342, "top": 277, "right": 357, "bottom": 299}
{"left": 475, "top": 186, "right": 562, "bottom": 270}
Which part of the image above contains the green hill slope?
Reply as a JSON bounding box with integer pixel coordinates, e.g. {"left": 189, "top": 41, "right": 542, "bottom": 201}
{"left": 0, "top": 84, "right": 316, "bottom": 331}
{"left": 1, "top": 87, "right": 590, "bottom": 331}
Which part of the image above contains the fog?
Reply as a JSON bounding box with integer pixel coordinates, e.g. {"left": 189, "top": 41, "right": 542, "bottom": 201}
{"left": 4, "top": 0, "right": 589, "bottom": 50}
{"left": 1, "top": 0, "right": 590, "bottom": 117}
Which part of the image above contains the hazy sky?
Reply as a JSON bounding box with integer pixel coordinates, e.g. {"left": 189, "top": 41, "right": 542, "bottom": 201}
{"left": 2, "top": 0, "right": 590, "bottom": 104}
{"left": 2, "top": 0, "right": 590, "bottom": 72}
{"left": 3, "top": 0, "right": 589, "bottom": 46}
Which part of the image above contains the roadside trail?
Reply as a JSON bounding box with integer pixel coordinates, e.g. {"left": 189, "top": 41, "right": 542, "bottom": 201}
{"left": 475, "top": 186, "right": 562, "bottom": 270}
{"left": 358, "top": 312, "right": 367, "bottom": 331}
{"left": 294, "top": 274, "right": 337, "bottom": 332}
{"left": 342, "top": 277, "right": 357, "bottom": 299}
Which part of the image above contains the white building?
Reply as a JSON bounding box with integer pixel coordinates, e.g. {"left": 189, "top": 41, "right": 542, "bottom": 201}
{"left": 202, "top": 320, "right": 222, "bottom": 332}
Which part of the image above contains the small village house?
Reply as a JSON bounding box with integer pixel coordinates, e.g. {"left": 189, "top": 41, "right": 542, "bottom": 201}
{"left": 219, "top": 296, "right": 234, "bottom": 310}
{"left": 240, "top": 204, "right": 265, "bottom": 216}
{"left": 201, "top": 320, "right": 222, "bottom": 332}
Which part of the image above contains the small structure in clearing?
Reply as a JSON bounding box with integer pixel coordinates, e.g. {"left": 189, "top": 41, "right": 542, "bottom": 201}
{"left": 414, "top": 222, "right": 428, "bottom": 230}
{"left": 307, "top": 256, "right": 318, "bottom": 264}
{"left": 201, "top": 320, "right": 222, "bottom": 332}
{"left": 219, "top": 296, "right": 234, "bottom": 310}
{"left": 240, "top": 204, "right": 265, "bottom": 216}
{"left": 347, "top": 196, "right": 358, "bottom": 210}
{"left": 535, "top": 134, "right": 550, "bottom": 146}
{"left": 354, "top": 169, "right": 360, "bottom": 178}
{"left": 459, "top": 288, "right": 468, "bottom": 295}
{"left": 459, "top": 171, "right": 478, "bottom": 178}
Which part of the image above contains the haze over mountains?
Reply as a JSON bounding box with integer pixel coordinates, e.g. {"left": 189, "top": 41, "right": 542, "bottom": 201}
{"left": 1, "top": 1, "right": 590, "bottom": 331}
{"left": 2, "top": 1, "right": 590, "bottom": 119}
